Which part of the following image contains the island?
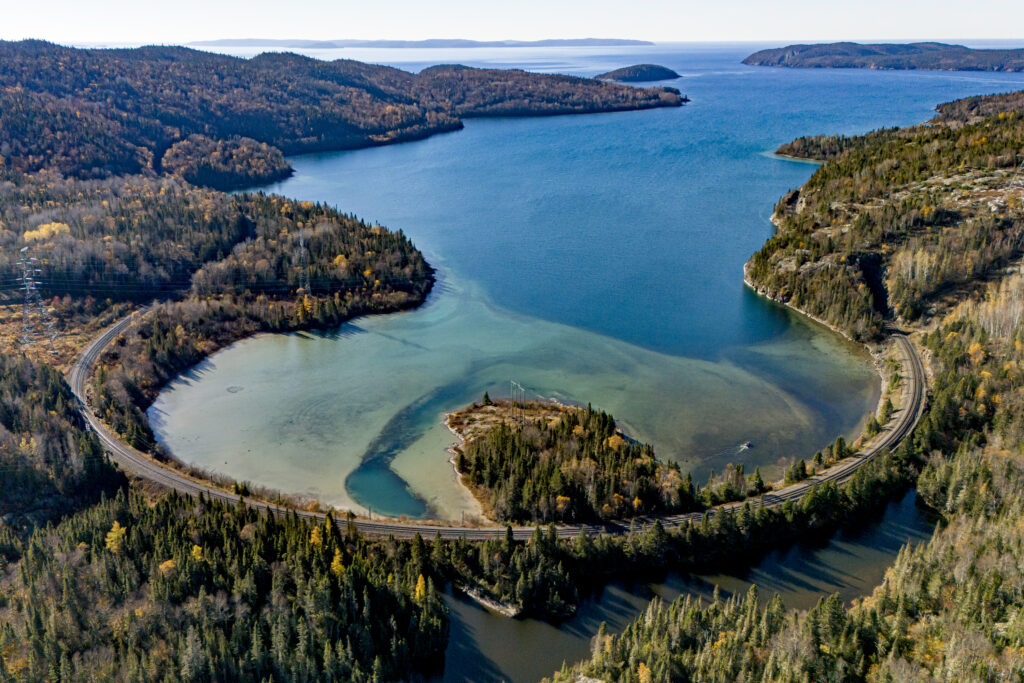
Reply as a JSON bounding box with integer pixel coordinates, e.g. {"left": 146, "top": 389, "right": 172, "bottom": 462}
{"left": 447, "top": 398, "right": 704, "bottom": 522}
{"left": 743, "top": 41, "right": 1024, "bottom": 72}
{"left": 596, "top": 63, "right": 681, "bottom": 82}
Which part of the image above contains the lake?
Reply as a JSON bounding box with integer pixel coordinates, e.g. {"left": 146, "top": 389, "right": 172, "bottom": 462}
{"left": 150, "top": 43, "right": 1024, "bottom": 520}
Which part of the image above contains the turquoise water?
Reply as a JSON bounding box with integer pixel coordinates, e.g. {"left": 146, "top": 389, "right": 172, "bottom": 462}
{"left": 150, "top": 44, "right": 1024, "bottom": 520}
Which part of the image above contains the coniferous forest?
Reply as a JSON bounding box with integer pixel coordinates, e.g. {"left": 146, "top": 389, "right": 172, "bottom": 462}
{"left": 455, "top": 404, "right": 790, "bottom": 523}
{"left": 0, "top": 41, "right": 682, "bottom": 189}
{"left": 2, "top": 33, "right": 1024, "bottom": 683}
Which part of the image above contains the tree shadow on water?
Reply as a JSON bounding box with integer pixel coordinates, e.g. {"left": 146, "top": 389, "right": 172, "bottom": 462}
{"left": 434, "top": 591, "right": 511, "bottom": 683}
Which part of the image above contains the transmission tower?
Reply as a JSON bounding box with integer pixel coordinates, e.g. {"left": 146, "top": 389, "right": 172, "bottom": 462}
{"left": 18, "top": 247, "right": 58, "bottom": 353}
{"left": 297, "top": 227, "right": 311, "bottom": 294}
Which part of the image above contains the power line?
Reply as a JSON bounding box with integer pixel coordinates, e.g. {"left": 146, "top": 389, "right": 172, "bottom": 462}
{"left": 18, "top": 247, "right": 58, "bottom": 354}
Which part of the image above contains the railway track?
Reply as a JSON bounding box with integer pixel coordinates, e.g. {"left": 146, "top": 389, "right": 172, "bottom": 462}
{"left": 67, "top": 311, "right": 926, "bottom": 540}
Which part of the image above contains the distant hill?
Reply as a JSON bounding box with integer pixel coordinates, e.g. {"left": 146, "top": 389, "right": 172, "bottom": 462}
{"left": 0, "top": 40, "right": 681, "bottom": 187}
{"left": 192, "top": 38, "right": 655, "bottom": 49}
{"left": 597, "top": 64, "right": 680, "bottom": 82}
{"left": 743, "top": 42, "right": 1024, "bottom": 72}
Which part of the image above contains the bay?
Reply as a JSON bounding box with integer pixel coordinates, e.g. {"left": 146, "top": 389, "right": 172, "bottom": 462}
{"left": 150, "top": 44, "right": 1024, "bottom": 521}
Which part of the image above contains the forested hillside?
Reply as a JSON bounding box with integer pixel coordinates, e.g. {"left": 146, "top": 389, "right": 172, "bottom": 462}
{"left": 0, "top": 172, "right": 429, "bottom": 304}
{"left": 0, "top": 355, "right": 123, "bottom": 535}
{"left": 161, "top": 136, "right": 293, "bottom": 191}
{"left": 748, "top": 105, "right": 1024, "bottom": 340}
{"left": 743, "top": 42, "right": 1024, "bottom": 72}
{"left": 0, "top": 41, "right": 681, "bottom": 189}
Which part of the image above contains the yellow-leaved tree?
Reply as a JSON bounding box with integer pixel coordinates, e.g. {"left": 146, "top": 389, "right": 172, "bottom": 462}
{"left": 330, "top": 549, "right": 345, "bottom": 578}
{"left": 105, "top": 521, "right": 127, "bottom": 554}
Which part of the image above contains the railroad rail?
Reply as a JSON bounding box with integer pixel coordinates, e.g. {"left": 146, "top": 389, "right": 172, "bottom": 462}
{"left": 67, "top": 310, "right": 926, "bottom": 540}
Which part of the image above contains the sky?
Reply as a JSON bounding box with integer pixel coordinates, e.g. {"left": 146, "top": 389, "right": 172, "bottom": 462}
{"left": 0, "top": 0, "right": 1021, "bottom": 45}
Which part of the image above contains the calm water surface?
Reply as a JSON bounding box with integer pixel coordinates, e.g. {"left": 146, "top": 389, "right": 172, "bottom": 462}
{"left": 440, "top": 490, "right": 933, "bottom": 682}
{"left": 148, "top": 43, "right": 1024, "bottom": 680}
{"left": 151, "top": 44, "right": 1024, "bottom": 519}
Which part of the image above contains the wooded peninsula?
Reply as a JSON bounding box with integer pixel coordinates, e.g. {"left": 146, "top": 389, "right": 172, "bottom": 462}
{"left": 744, "top": 41, "right": 1024, "bottom": 72}
{"left": 0, "top": 40, "right": 682, "bottom": 190}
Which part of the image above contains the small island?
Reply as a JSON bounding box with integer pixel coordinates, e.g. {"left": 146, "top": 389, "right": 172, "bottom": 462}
{"left": 743, "top": 42, "right": 1024, "bottom": 72}
{"left": 445, "top": 397, "right": 786, "bottom": 523}
{"left": 597, "top": 63, "right": 681, "bottom": 82}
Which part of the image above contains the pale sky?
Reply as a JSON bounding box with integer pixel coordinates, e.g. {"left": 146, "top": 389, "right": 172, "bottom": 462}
{"left": 0, "top": 0, "right": 1020, "bottom": 45}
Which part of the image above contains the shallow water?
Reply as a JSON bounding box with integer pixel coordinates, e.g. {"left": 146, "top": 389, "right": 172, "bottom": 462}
{"left": 150, "top": 44, "right": 1024, "bottom": 520}
{"left": 149, "top": 273, "right": 875, "bottom": 520}
{"left": 439, "top": 489, "right": 934, "bottom": 682}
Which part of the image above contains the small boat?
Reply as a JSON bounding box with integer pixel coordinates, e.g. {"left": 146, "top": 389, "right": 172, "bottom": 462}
{"left": 740, "top": 441, "right": 753, "bottom": 450}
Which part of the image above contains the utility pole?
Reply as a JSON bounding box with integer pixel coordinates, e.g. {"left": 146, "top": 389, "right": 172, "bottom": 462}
{"left": 18, "top": 247, "right": 58, "bottom": 354}
{"left": 510, "top": 380, "right": 526, "bottom": 425}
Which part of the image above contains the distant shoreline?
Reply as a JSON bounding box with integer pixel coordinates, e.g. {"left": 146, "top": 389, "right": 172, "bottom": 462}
{"left": 744, "top": 41, "right": 1024, "bottom": 72}
{"left": 191, "top": 38, "right": 655, "bottom": 49}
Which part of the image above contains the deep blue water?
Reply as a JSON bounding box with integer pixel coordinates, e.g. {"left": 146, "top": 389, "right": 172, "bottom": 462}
{"left": 153, "top": 43, "right": 1024, "bottom": 522}
{"left": 263, "top": 43, "right": 1024, "bottom": 358}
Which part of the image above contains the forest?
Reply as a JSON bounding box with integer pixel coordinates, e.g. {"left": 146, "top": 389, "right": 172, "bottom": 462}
{"left": 0, "top": 490, "right": 448, "bottom": 680}
{"left": 747, "top": 104, "right": 1024, "bottom": 340}
{"left": 0, "top": 173, "right": 430, "bottom": 305}
{"left": 160, "top": 136, "right": 293, "bottom": 191}
{"left": 456, "top": 404, "right": 779, "bottom": 522}
{"left": 743, "top": 41, "right": 1024, "bottom": 71}
{"left": 0, "top": 354, "right": 123, "bottom": 534}
{"left": 0, "top": 40, "right": 681, "bottom": 188}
